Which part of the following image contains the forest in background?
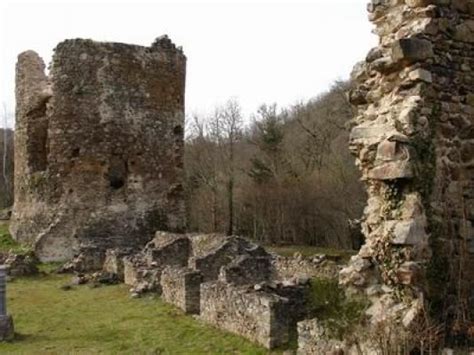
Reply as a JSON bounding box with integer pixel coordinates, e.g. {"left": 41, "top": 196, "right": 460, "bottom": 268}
{"left": 0, "top": 128, "right": 14, "bottom": 210}
{"left": 185, "top": 81, "right": 366, "bottom": 249}
{"left": 0, "top": 81, "right": 366, "bottom": 249}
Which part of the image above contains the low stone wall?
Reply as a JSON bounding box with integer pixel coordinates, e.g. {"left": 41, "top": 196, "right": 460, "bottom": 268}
{"left": 103, "top": 248, "right": 134, "bottom": 281}
{"left": 200, "top": 281, "right": 290, "bottom": 349}
{"left": 271, "top": 254, "right": 340, "bottom": 280}
{"left": 60, "top": 246, "right": 107, "bottom": 273}
{"left": 122, "top": 233, "right": 193, "bottom": 293}
{"left": 0, "top": 251, "right": 39, "bottom": 277}
{"left": 190, "top": 237, "right": 268, "bottom": 282}
{"left": 144, "top": 235, "right": 190, "bottom": 268}
{"left": 297, "top": 318, "right": 345, "bottom": 355}
{"left": 161, "top": 266, "right": 201, "bottom": 314}
{"left": 219, "top": 255, "right": 271, "bottom": 286}
{"left": 93, "top": 232, "right": 321, "bottom": 349}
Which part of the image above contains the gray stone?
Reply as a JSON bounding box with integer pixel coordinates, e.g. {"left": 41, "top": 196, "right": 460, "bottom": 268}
{"left": 385, "top": 219, "right": 427, "bottom": 245}
{"left": 102, "top": 248, "right": 134, "bottom": 281}
{"left": 0, "top": 315, "right": 14, "bottom": 341}
{"left": 297, "top": 318, "right": 345, "bottom": 354}
{"left": 200, "top": 281, "right": 290, "bottom": 349}
{"left": 0, "top": 267, "right": 13, "bottom": 342}
{"left": 391, "top": 38, "right": 434, "bottom": 64}
{"left": 408, "top": 69, "right": 433, "bottom": 83}
{"left": 11, "top": 37, "right": 187, "bottom": 263}
{"left": 350, "top": 124, "right": 397, "bottom": 142}
{"left": 455, "top": 20, "right": 474, "bottom": 43}
{"left": 161, "top": 266, "right": 202, "bottom": 314}
{"left": 368, "top": 161, "right": 413, "bottom": 180}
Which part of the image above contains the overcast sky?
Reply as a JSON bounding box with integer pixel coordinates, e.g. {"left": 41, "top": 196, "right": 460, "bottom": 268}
{"left": 0, "top": 0, "right": 377, "bottom": 126}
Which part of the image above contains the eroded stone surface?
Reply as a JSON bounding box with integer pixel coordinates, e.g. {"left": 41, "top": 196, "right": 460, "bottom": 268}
{"left": 92, "top": 232, "right": 323, "bottom": 349}
{"left": 342, "top": 0, "right": 474, "bottom": 342}
{"left": 12, "top": 36, "right": 186, "bottom": 263}
{"left": 161, "top": 266, "right": 202, "bottom": 314}
{"left": 200, "top": 281, "right": 290, "bottom": 349}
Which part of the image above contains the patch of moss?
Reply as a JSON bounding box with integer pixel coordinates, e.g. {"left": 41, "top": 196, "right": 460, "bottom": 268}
{"left": 308, "top": 278, "right": 368, "bottom": 340}
{"left": 38, "top": 262, "right": 64, "bottom": 274}
{"left": 0, "top": 223, "right": 31, "bottom": 254}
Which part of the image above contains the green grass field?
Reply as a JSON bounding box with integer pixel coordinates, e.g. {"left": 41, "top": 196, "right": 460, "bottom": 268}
{"left": 0, "top": 223, "right": 276, "bottom": 354}
{"left": 0, "top": 274, "right": 274, "bottom": 354}
{"left": 0, "top": 222, "right": 356, "bottom": 354}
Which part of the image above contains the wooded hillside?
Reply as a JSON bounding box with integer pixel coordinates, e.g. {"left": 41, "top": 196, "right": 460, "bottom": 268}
{"left": 185, "top": 81, "right": 365, "bottom": 249}
{"left": 0, "top": 128, "right": 14, "bottom": 209}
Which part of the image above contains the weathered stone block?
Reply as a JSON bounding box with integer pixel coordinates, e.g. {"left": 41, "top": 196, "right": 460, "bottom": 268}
{"left": 161, "top": 266, "right": 202, "bottom": 314}
{"left": 12, "top": 36, "right": 187, "bottom": 262}
{"left": 123, "top": 256, "right": 142, "bottom": 286}
{"left": 103, "top": 248, "right": 134, "bottom": 281}
{"left": 408, "top": 68, "right": 433, "bottom": 83}
{"left": 455, "top": 20, "right": 474, "bottom": 42}
{"left": 405, "top": 0, "right": 434, "bottom": 7}
{"left": 62, "top": 247, "right": 106, "bottom": 273}
{"left": 144, "top": 235, "right": 190, "bottom": 268}
{"left": 391, "top": 38, "right": 434, "bottom": 64}
{"left": 271, "top": 254, "right": 340, "bottom": 280}
{"left": 368, "top": 160, "right": 413, "bottom": 180}
{"left": 350, "top": 124, "right": 396, "bottom": 143}
{"left": 0, "top": 315, "right": 14, "bottom": 341}
{"left": 190, "top": 237, "right": 269, "bottom": 282}
{"left": 385, "top": 219, "right": 427, "bottom": 245}
{"left": 396, "top": 261, "right": 421, "bottom": 285}
{"left": 219, "top": 255, "right": 271, "bottom": 286}
{"left": 297, "top": 318, "right": 345, "bottom": 355}
{"left": 1, "top": 251, "right": 39, "bottom": 277}
{"left": 200, "top": 281, "right": 290, "bottom": 349}
{"left": 376, "top": 139, "right": 397, "bottom": 161}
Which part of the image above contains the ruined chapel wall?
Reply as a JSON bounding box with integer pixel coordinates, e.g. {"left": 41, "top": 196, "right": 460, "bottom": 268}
{"left": 343, "top": 0, "right": 474, "bottom": 326}
{"left": 12, "top": 36, "right": 186, "bottom": 262}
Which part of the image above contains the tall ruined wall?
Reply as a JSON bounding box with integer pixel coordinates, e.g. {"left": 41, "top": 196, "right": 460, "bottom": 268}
{"left": 343, "top": 0, "right": 474, "bottom": 332}
{"left": 12, "top": 36, "right": 186, "bottom": 262}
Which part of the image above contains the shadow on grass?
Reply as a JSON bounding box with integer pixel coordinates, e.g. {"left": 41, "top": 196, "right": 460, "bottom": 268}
{"left": 11, "top": 332, "right": 51, "bottom": 343}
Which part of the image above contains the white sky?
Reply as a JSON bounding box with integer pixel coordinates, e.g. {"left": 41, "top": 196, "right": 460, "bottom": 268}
{"left": 0, "top": 0, "right": 377, "bottom": 126}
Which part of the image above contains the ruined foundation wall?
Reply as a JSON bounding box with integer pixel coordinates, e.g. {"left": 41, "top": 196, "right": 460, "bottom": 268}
{"left": 343, "top": 0, "right": 474, "bottom": 328}
{"left": 200, "top": 281, "right": 290, "bottom": 349}
{"left": 12, "top": 36, "right": 186, "bottom": 262}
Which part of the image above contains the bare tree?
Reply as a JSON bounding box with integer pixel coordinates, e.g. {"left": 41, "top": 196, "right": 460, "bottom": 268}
{"left": 219, "top": 99, "right": 243, "bottom": 235}
{"left": 184, "top": 81, "right": 365, "bottom": 249}
{"left": 0, "top": 103, "right": 13, "bottom": 208}
{"left": 2, "top": 104, "right": 9, "bottom": 194}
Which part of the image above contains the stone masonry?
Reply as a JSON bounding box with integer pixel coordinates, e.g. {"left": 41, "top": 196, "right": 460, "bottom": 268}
{"left": 96, "top": 232, "right": 318, "bottom": 349}
{"left": 12, "top": 36, "right": 186, "bottom": 262}
{"left": 343, "top": 0, "right": 474, "bottom": 337}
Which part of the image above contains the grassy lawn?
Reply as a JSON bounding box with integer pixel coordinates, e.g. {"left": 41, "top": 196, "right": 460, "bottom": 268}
{"left": 0, "top": 274, "right": 274, "bottom": 354}
{"left": 0, "top": 223, "right": 274, "bottom": 353}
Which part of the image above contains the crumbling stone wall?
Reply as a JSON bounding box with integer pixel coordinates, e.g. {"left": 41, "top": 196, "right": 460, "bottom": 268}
{"left": 12, "top": 36, "right": 186, "bottom": 262}
{"left": 95, "top": 232, "right": 320, "bottom": 349}
{"left": 200, "top": 281, "right": 290, "bottom": 349}
{"left": 161, "top": 266, "right": 202, "bottom": 314}
{"left": 344, "top": 0, "right": 474, "bottom": 333}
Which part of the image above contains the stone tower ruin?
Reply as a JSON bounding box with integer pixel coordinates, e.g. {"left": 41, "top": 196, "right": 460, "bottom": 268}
{"left": 11, "top": 36, "right": 186, "bottom": 262}
{"left": 343, "top": 0, "right": 474, "bottom": 335}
